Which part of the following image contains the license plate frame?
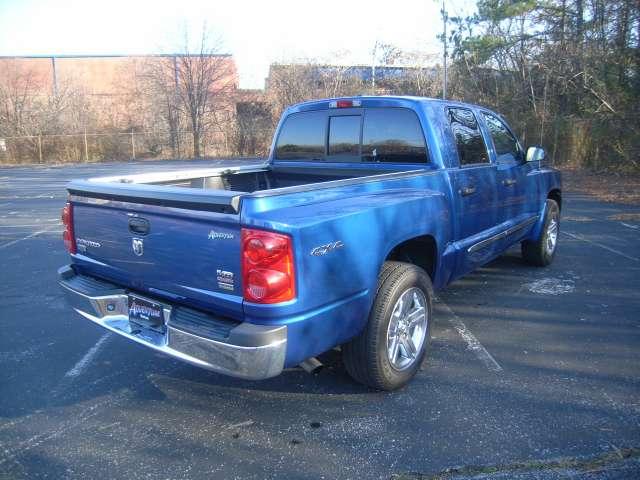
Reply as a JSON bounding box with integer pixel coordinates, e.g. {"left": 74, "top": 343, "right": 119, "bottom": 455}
{"left": 127, "top": 294, "right": 167, "bottom": 329}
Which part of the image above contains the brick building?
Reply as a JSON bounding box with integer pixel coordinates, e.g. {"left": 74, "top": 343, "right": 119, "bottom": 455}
{"left": 0, "top": 54, "right": 239, "bottom": 96}
{"left": 0, "top": 54, "right": 257, "bottom": 160}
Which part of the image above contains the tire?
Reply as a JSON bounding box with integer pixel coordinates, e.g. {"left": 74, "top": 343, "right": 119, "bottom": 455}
{"left": 522, "top": 199, "right": 560, "bottom": 266}
{"left": 343, "top": 261, "right": 433, "bottom": 391}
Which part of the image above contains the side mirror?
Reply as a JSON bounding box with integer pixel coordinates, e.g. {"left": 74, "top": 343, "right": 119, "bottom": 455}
{"left": 526, "top": 146, "right": 546, "bottom": 162}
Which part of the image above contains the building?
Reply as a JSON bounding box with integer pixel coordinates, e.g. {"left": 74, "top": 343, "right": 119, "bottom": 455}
{"left": 0, "top": 54, "right": 239, "bottom": 97}
{"left": 0, "top": 54, "right": 254, "bottom": 161}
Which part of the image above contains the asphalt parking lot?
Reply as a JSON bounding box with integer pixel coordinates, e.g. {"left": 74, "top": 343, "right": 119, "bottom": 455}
{"left": 1, "top": 160, "right": 639, "bottom": 480}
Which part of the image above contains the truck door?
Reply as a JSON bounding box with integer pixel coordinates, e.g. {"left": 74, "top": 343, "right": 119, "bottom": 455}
{"left": 445, "top": 107, "right": 500, "bottom": 274}
{"left": 480, "top": 111, "right": 538, "bottom": 239}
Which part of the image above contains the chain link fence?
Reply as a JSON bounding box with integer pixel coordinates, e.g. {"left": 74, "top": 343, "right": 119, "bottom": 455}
{"left": 0, "top": 129, "right": 274, "bottom": 165}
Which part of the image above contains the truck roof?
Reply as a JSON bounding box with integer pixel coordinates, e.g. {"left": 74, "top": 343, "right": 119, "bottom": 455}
{"left": 288, "top": 95, "right": 485, "bottom": 112}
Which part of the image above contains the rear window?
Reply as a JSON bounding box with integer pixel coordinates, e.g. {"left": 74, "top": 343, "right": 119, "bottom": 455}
{"left": 362, "top": 108, "right": 427, "bottom": 163}
{"left": 328, "top": 115, "right": 361, "bottom": 157}
{"left": 275, "top": 110, "right": 326, "bottom": 160}
{"left": 275, "top": 106, "right": 429, "bottom": 163}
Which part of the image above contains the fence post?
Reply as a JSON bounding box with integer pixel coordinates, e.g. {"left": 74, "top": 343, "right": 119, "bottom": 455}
{"left": 130, "top": 130, "right": 136, "bottom": 161}
{"left": 38, "top": 135, "right": 43, "bottom": 163}
{"left": 84, "top": 128, "right": 89, "bottom": 162}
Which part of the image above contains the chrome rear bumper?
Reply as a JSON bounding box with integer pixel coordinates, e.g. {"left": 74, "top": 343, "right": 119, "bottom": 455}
{"left": 58, "top": 266, "right": 286, "bottom": 380}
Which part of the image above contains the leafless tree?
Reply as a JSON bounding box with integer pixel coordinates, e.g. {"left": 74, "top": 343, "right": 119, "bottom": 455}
{"left": 175, "top": 26, "right": 236, "bottom": 158}
{"left": 142, "top": 25, "right": 235, "bottom": 158}
{"left": 266, "top": 61, "right": 318, "bottom": 122}
{"left": 141, "top": 56, "right": 183, "bottom": 156}
{"left": 0, "top": 61, "right": 40, "bottom": 138}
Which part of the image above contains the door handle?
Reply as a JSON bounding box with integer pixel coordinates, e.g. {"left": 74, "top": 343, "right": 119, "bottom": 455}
{"left": 502, "top": 178, "right": 517, "bottom": 187}
{"left": 460, "top": 186, "right": 476, "bottom": 196}
{"left": 129, "top": 217, "right": 150, "bottom": 235}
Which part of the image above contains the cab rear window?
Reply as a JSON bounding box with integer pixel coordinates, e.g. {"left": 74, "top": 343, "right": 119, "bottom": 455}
{"left": 275, "top": 106, "right": 428, "bottom": 163}
{"left": 362, "top": 108, "right": 428, "bottom": 163}
{"left": 328, "top": 115, "right": 361, "bottom": 158}
{"left": 275, "top": 111, "right": 326, "bottom": 160}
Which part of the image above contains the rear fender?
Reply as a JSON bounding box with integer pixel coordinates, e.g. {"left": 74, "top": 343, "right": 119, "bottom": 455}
{"left": 241, "top": 185, "right": 452, "bottom": 364}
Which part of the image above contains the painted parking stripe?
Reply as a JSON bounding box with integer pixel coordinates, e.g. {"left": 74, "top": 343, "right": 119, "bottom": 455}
{"left": 562, "top": 231, "right": 639, "bottom": 262}
{"left": 0, "top": 222, "right": 61, "bottom": 228}
{"left": 437, "top": 299, "right": 503, "bottom": 373}
{"left": 0, "top": 227, "right": 55, "bottom": 250}
{"left": 64, "top": 333, "right": 112, "bottom": 378}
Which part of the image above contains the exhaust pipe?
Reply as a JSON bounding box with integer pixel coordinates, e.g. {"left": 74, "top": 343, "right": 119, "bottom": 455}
{"left": 299, "top": 357, "right": 323, "bottom": 374}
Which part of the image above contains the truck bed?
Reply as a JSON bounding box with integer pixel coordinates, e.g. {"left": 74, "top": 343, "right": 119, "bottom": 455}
{"left": 86, "top": 162, "right": 405, "bottom": 192}
{"left": 67, "top": 162, "right": 415, "bottom": 213}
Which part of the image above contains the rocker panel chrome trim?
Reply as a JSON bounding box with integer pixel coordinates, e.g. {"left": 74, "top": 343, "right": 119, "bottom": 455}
{"left": 468, "top": 216, "right": 538, "bottom": 254}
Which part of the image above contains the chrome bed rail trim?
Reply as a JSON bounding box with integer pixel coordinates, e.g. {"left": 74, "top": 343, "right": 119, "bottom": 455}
{"left": 248, "top": 168, "right": 433, "bottom": 198}
{"left": 86, "top": 162, "right": 270, "bottom": 184}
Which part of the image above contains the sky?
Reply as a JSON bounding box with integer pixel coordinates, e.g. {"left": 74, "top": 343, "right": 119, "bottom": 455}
{"left": 0, "top": 0, "right": 475, "bottom": 89}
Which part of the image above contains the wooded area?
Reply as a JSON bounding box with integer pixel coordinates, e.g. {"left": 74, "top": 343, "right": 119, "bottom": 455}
{"left": 447, "top": 0, "right": 639, "bottom": 172}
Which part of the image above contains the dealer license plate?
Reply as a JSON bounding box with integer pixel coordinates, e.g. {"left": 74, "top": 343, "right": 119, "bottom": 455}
{"left": 128, "top": 295, "right": 166, "bottom": 328}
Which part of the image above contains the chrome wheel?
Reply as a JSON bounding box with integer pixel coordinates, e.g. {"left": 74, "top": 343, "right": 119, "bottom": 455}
{"left": 386, "top": 287, "right": 428, "bottom": 371}
{"left": 545, "top": 215, "right": 558, "bottom": 255}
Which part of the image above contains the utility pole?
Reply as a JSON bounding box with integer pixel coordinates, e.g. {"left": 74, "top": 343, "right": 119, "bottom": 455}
{"left": 130, "top": 129, "right": 136, "bottom": 161}
{"left": 173, "top": 55, "right": 181, "bottom": 158}
{"left": 83, "top": 127, "right": 89, "bottom": 162}
{"left": 51, "top": 56, "right": 58, "bottom": 97}
{"left": 371, "top": 40, "right": 378, "bottom": 95}
{"left": 442, "top": 0, "right": 448, "bottom": 100}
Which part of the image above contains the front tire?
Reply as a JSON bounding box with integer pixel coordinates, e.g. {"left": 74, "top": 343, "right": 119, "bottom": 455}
{"left": 522, "top": 199, "right": 560, "bottom": 266}
{"left": 343, "top": 261, "right": 433, "bottom": 391}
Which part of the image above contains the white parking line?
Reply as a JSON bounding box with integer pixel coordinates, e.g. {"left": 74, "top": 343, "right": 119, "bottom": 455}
{"left": 0, "top": 223, "right": 62, "bottom": 228}
{"left": 0, "top": 227, "right": 54, "bottom": 250}
{"left": 437, "top": 299, "right": 503, "bottom": 373}
{"left": 562, "top": 231, "right": 639, "bottom": 262}
{"left": 0, "top": 397, "right": 111, "bottom": 467}
{"left": 64, "top": 333, "right": 112, "bottom": 378}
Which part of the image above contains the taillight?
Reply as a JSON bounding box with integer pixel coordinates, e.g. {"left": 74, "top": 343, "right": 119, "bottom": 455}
{"left": 61, "top": 202, "right": 76, "bottom": 254}
{"left": 241, "top": 228, "right": 295, "bottom": 303}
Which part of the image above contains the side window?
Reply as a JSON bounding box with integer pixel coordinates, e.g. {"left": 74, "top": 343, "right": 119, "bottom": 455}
{"left": 362, "top": 108, "right": 428, "bottom": 163}
{"left": 275, "top": 111, "right": 326, "bottom": 160}
{"left": 328, "top": 115, "right": 361, "bottom": 158}
{"left": 482, "top": 112, "right": 521, "bottom": 163}
{"left": 447, "top": 107, "right": 489, "bottom": 166}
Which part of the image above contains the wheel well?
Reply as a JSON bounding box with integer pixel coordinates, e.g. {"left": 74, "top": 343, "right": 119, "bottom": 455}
{"left": 548, "top": 189, "right": 562, "bottom": 211}
{"left": 385, "top": 235, "right": 437, "bottom": 280}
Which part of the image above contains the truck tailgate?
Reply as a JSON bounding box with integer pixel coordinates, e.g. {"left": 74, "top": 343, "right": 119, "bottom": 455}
{"left": 71, "top": 200, "right": 243, "bottom": 319}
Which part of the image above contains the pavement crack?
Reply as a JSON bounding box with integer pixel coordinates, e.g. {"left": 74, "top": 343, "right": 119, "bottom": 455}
{"left": 391, "top": 446, "right": 640, "bottom": 479}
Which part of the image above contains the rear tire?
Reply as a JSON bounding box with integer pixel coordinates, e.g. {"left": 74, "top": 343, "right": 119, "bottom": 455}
{"left": 343, "top": 261, "right": 433, "bottom": 391}
{"left": 522, "top": 199, "right": 560, "bottom": 266}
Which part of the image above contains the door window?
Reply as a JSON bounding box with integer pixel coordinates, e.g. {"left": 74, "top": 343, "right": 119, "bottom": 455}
{"left": 447, "top": 107, "right": 489, "bottom": 166}
{"left": 482, "top": 112, "right": 522, "bottom": 163}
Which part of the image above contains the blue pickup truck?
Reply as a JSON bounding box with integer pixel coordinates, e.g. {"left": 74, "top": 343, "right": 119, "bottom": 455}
{"left": 59, "top": 96, "right": 561, "bottom": 390}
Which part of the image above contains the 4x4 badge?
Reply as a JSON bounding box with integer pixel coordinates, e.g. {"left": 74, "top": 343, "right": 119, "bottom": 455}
{"left": 132, "top": 238, "right": 144, "bottom": 257}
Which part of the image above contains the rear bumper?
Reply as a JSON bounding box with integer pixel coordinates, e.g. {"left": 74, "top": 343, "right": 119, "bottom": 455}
{"left": 58, "top": 265, "right": 287, "bottom": 380}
